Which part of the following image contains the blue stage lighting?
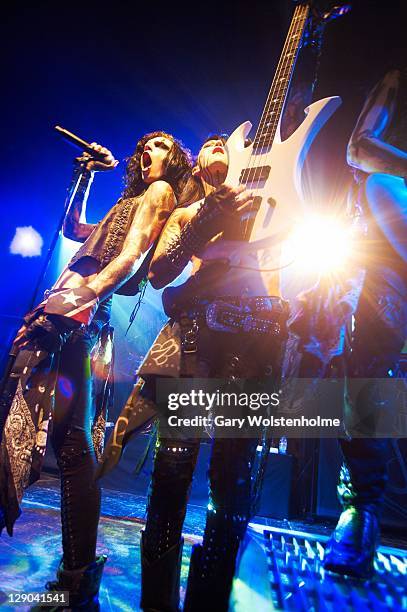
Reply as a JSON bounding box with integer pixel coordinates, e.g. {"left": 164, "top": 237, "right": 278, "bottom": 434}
{"left": 9, "top": 226, "right": 43, "bottom": 257}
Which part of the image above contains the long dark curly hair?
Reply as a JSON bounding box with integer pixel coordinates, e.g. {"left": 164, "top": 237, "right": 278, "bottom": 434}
{"left": 123, "top": 131, "right": 192, "bottom": 201}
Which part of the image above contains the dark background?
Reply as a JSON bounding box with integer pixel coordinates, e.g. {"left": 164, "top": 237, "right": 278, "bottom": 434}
{"left": 1, "top": 0, "right": 406, "bottom": 376}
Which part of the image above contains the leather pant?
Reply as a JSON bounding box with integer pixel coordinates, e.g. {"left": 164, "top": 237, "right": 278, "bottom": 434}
{"left": 51, "top": 300, "right": 111, "bottom": 570}
{"left": 143, "top": 324, "right": 284, "bottom": 593}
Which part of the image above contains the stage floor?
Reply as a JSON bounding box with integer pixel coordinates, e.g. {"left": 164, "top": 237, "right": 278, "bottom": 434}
{"left": 0, "top": 476, "right": 406, "bottom": 611}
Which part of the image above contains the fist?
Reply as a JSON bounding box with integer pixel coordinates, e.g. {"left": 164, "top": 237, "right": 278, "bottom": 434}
{"left": 76, "top": 143, "right": 119, "bottom": 172}
{"left": 23, "top": 315, "right": 67, "bottom": 353}
{"left": 215, "top": 183, "right": 254, "bottom": 215}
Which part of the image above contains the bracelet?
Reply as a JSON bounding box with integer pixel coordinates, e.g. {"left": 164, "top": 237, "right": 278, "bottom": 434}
{"left": 76, "top": 170, "right": 94, "bottom": 193}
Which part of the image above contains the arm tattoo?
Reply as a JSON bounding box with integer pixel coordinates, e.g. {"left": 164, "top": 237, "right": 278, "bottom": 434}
{"left": 88, "top": 182, "right": 176, "bottom": 298}
{"left": 63, "top": 170, "right": 96, "bottom": 242}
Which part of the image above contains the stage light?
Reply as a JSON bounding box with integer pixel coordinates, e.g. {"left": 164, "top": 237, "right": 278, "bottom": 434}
{"left": 58, "top": 235, "right": 82, "bottom": 271}
{"left": 9, "top": 226, "right": 43, "bottom": 257}
{"left": 284, "top": 215, "right": 353, "bottom": 274}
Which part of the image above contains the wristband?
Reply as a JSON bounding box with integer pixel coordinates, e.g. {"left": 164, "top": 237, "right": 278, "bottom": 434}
{"left": 44, "top": 286, "right": 99, "bottom": 327}
{"left": 191, "top": 184, "right": 233, "bottom": 241}
{"left": 165, "top": 185, "right": 234, "bottom": 270}
{"left": 166, "top": 222, "right": 208, "bottom": 270}
{"left": 75, "top": 169, "right": 94, "bottom": 195}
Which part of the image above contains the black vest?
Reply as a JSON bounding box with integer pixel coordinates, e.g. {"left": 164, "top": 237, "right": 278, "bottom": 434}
{"left": 68, "top": 196, "right": 153, "bottom": 296}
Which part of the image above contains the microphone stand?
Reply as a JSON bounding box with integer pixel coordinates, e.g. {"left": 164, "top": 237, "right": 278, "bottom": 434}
{"left": 28, "top": 164, "right": 86, "bottom": 311}
{"left": 0, "top": 163, "right": 88, "bottom": 403}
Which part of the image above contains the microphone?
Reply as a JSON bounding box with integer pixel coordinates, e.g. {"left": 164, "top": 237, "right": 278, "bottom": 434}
{"left": 54, "top": 125, "right": 109, "bottom": 161}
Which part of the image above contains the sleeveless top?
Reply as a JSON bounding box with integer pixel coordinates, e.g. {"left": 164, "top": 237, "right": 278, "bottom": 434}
{"left": 67, "top": 195, "right": 149, "bottom": 296}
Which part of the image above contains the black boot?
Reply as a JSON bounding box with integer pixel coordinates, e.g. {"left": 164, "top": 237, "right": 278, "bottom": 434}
{"left": 140, "top": 531, "right": 183, "bottom": 612}
{"left": 323, "top": 460, "right": 382, "bottom": 579}
{"left": 31, "top": 555, "right": 107, "bottom": 611}
{"left": 183, "top": 541, "right": 238, "bottom": 612}
{"left": 324, "top": 506, "right": 379, "bottom": 578}
{"left": 324, "top": 437, "right": 390, "bottom": 579}
{"left": 183, "top": 544, "right": 204, "bottom": 612}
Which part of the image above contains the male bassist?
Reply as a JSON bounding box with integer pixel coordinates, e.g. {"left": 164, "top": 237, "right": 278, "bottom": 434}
{"left": 140, "top": 137, "right": 287, "bottom": 611}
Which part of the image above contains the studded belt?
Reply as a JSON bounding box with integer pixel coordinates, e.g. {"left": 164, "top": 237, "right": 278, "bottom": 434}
{"left": 178, "top": 296, "right": 289, "bottom": 336}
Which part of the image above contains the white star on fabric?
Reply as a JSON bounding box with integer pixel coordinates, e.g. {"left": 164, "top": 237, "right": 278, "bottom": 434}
{"left": 62, "top": 291, "right": 79, "bottom": 306}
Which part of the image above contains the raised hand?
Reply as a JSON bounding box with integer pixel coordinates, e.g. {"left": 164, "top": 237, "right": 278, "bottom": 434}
{"left": 76, "top": 143, "right": 119, "bottom": 172}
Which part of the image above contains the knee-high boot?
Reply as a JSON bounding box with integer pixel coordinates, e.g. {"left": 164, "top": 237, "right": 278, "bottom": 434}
{"left": 53, "top": 422, "right": 102, "bottom": 569}
{"left": 183, "top": 510, "right": 245, "bottom": 612}
{"left": 183, "top": 541, "right": 240, "bottom": 612}
{"left": 31, "top": 555, "right": 107, "bottom": 612}
{"left": 140, "top": 531, "right": 184, "bottom": 612}
{"left": 37, "top": 432, "right": 104, "bottom": 609}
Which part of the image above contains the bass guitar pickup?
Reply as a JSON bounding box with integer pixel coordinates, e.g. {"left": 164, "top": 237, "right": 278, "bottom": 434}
{"left": 240, "top": 165, "right": 271, "bottom": 185}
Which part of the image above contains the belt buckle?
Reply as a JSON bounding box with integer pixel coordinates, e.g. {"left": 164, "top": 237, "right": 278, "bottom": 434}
{"left": 206, "top": 301, "right": 242, "bottom": 333}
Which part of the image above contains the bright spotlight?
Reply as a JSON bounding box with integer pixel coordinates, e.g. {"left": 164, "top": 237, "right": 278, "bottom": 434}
{"left": 284, "top": 215, "right": 353, "bottom": 273}
{"left": 9, "top": 226, "right": 43, "bottom": 257}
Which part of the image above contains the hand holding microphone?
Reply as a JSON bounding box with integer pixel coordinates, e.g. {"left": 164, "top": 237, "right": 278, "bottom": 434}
{"left": 55, "top": 125, "right": 119, "bottom": 172}
{"left": 76, "top": 143, "right": 119, "bottom": 172}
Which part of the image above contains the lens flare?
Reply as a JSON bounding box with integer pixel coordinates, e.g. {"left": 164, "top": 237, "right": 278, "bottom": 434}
{"left": 57, "top": 376, "right": 74, "bottom": 399}
{"left": 284, "top": 215, "right": 353, "bottom": 273}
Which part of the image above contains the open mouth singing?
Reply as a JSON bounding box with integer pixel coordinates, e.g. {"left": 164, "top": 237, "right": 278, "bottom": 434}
{"left": 141, "top": 151, "right": 152, "bottom": 170}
